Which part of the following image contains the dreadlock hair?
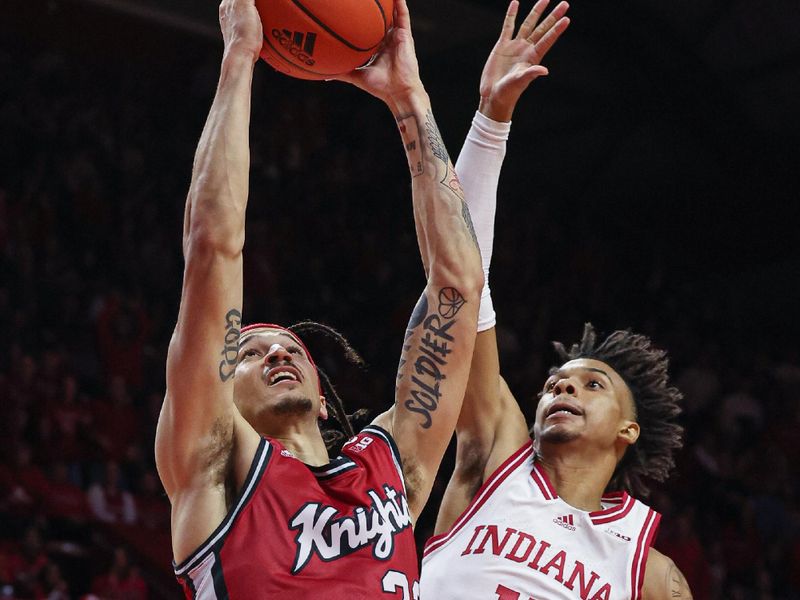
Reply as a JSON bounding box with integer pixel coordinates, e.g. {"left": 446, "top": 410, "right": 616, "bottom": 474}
{"left": 288, "top": 321, "right": 370, "bottom": 457}
{"left": 552, "top": 323, "right": 684, "bottom": 497}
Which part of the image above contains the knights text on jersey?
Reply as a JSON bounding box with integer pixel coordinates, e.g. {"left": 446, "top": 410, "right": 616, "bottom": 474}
{"left": 173, "top": 425, "right": 420, "bottom": 599}
{"left": 420, "top": 443, "right": 660, "bottom": 600}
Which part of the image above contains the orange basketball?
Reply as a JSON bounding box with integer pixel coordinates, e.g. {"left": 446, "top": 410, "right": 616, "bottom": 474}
{"left": 256, "top": 0, "right": 393, "bottom": 80}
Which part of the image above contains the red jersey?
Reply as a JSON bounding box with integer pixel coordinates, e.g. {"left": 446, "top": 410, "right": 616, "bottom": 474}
{"left": 174, "top": 426, "right": 420, "bottom": 599}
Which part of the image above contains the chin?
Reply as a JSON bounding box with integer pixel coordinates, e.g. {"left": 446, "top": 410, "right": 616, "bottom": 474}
{"left": 543, "top": 430, "right": 581, "bottom": 444}
{"left": 271, "top": 395, "right": 314, "bottom": 416}
{"left": 535, "top": 424, "right": 581, "bottom": 445}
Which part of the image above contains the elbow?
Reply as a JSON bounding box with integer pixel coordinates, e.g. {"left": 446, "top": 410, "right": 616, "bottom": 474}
{"left": 183, "top": 184, "right": 246, "bottom": 258}
{"left": 428, "top": 250, "right": 484, "bottom": 303}
{"left": 184, "top": 220, "right": 244, "bottom": 259}
{"left": 465, "top": 263, "right": 485, "bottom": 302}
{"left": 422, "top": 213, "right": 485, "bottom": 300}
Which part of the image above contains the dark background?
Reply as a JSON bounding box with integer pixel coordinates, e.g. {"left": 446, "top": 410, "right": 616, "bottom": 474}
{"left": 1, "top": 0, "right": 799, "bottom": 597}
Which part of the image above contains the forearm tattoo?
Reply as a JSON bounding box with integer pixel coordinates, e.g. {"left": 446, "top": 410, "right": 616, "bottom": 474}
{"left": 461, "top": 199, "right": 480, "bottom": 248}
{"left": 423, "top": 110, "right": 465, "bottom": 199}
{"left": 424, "top": 111, "right": 449, "bottom": 164}
{"left": 423, "top": 111, "right": 482, "bottom": 254}
{"left": 218, "top": 308, "right": 241, "bottom": 382}
{"left": 398, "top": 288, "right": 467, "bottom": 429}
{"left": 396, "top": 114, "right": 424, "bottom": 177}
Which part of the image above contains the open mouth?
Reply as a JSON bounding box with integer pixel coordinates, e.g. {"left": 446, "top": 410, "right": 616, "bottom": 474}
{"left": 546, "top": 402, "right": 583, "bottom": 418}
{"left": 266, "top": 366, "right": 301, "bottom": 386}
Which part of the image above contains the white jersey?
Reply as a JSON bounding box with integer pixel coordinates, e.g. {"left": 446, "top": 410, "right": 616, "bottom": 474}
{"left": 421, "top": 443, "right": 660, "bottom": 600}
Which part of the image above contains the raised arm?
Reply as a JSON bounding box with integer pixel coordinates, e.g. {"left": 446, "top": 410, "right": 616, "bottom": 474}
{"left": 338, "top": 0, "right": 484, "bottom": 519}
{"left": 154, "top": 0, "right": 263, "bottom": 562}
{"left": 435, "top": 0, "right": 570, "bottom": 534}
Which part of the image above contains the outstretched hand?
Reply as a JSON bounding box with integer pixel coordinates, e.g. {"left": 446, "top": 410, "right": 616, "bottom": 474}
{"left": 333, "top": 0, "right": 425, "bottom": 109}
{"left": 479, "top": 0, "right": 570, "bottom": 121}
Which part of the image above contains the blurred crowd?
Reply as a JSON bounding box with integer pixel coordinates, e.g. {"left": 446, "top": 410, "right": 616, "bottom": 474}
{"left": 2, "top": 17, "right": 800, "bottom": 600}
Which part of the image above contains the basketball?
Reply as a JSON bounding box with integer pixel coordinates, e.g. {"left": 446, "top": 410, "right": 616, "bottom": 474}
{"left": 256, "top": 0, "right": 394, "bottom": 80}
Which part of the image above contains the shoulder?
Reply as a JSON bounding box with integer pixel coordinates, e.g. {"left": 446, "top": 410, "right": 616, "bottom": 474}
{"left": 370, "top": 407, "right": 394, "bottom": 436}
{"left": 350, "top": 424, "right": 398, "bottom": 450}
{"left": 642, "top": 548, "right": 693, "bottom": 600}
{"left": 343, "top": 425, "right": 403, "bottom": 469}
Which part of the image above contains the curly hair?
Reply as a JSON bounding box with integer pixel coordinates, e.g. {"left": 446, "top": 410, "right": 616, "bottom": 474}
{"left": 287, "top": 321, "right": 371, "bottom": 457}
{"left": 552, "top": 323, "right": 684, "bottom": 497}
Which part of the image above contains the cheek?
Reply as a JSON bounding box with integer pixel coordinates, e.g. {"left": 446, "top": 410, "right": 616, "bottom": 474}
{"left": 587, "top": 399, "right": 623, "bottom": 433}
{"left": 304, "top": 366, "right": 320, "bottom": 391}
{"left": 234, "top": 364, "right": 261, "bottom": 396}
{"left": 533, "top": 397, "right": 547, "bottom": 422}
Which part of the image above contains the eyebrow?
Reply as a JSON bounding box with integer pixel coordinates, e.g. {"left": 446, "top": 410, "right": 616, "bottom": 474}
{"left": 548, "top": 366, "right": 615, "bottom": 387}
{"left": 238, "top": 335, "right": 305, "bottom": 358}
{"left": 584, "top": 367, "right": 614, "bottom": 386}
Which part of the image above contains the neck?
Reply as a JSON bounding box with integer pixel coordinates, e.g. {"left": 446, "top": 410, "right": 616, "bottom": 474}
{"left": 535, "top": 441, "right": 619, "bottom": 511}
{"left": 262, "top": 419, "right": 330, "bottom": 466}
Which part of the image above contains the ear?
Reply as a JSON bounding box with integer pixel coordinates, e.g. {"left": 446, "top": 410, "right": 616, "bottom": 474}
{"left": 318, "top": 395, "right": 328, "bottom": 421}
{"left": 618, "top": 420, "right": 640, "bottom": 446}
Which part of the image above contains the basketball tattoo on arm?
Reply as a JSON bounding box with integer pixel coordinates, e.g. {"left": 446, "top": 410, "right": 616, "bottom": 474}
{"left": 218, "top": 308, "right": 242, "bottom": 382}
{"left": 397, "top": 288, "right": 467, "bottom": 429}
{"left": 438, "top": 287, "right": 466, "bottom": 318}
{"left": 393, "top": 106, "right": 478, "bottom": 429}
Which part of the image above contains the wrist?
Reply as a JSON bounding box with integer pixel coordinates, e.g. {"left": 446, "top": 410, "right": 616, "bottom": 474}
{"left": 470, "top": 110, "right": 512, "bottom": 141}
{"left": 222, "top": 43, "right": 261, "bottom": 68}
{"left": 478, "top": 95, "right": 515, "bottom": 123}
{"left": 387, "top": 85, "right": 429, "bottom": 116}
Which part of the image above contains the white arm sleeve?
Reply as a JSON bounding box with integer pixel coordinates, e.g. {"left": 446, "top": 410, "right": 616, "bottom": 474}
{"left": 455, "top": 111, "right": 511, "bottom": 332}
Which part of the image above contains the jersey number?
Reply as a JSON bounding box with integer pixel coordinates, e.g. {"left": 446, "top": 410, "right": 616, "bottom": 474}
{"left": 382, "top": 570, "right": 420, "bottom": 599}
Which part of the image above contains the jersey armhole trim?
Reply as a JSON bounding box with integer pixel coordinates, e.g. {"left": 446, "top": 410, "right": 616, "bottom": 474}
{"left": 631, "top": 508, "right": 661, "bottom": 600}
{"left": 423, "top": 441, "right": 533, "bottom": 558}
{"left": 178, "top": 571, "right": 198, "bottom": 599}
{"left": 173, "top": 438, "right": 272, "bottom": 576}
{"left": 359, "top": 424, "right": 405, "bottom": 490}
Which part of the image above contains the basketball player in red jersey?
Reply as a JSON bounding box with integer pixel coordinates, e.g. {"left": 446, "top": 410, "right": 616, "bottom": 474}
{"left": 420, "top": 2, "right": 692, "bottom": 599}
{"left": 154, "top": 0, "right": 482, "bottom": 597}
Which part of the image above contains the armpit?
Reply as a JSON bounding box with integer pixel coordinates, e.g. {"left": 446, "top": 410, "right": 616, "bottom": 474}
{"left": 203, "top": 415, "right": 235, "bottom": 485}
{"left": 455, "top": 436, "right": 491, "bottom": 495}
{"left": 400, "top": 454, "right": 427, "bottom": 513}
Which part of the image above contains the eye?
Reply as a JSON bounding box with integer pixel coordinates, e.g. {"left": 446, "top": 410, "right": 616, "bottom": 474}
{"left": 242, "top": 349, "right": 261, "bottom": 358}
{"left": 287, "top": 346, "right": 302, "bottom": 355}
{"left": 587, "top": 379, "right": 604, "bottom": 390}
{"left": 544, "top": 380, "right": 555, "bottom": 392}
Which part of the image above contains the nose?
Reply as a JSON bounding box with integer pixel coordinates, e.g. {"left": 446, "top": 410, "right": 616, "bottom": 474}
{"left": 265, "top": 344, "right": 292, "bottom": 365}
{"left": 552, "top": 378, "right": 576, "bottom": 396}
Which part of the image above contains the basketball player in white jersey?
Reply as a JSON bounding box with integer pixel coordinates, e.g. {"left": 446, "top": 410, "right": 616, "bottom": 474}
{"left": 420, "top": 2, "right": 692, "bottom": 599}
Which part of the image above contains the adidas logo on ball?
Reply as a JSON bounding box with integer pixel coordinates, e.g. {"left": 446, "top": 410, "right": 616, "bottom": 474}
{"left": 271, "top": 29, "right": 317, "bottom": 66}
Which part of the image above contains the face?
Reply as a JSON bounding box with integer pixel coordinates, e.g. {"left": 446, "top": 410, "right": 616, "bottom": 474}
{"left": 532, "top": 358, "right": 639, "bottom": 453}
{"left": 233, "top": 331, "right": 327, "bottom": 431}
